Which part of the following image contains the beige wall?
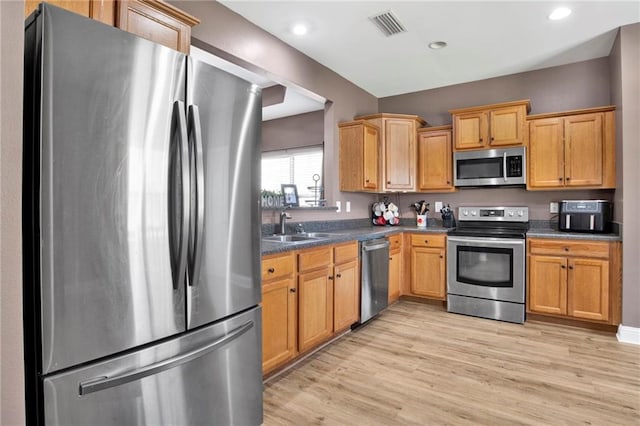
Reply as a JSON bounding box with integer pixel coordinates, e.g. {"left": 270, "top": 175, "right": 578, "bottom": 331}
{"left": 262, "top": 110, "right": 324, "bottom": 152}
{"left": 1, "top": 0, "right": 25, "bottom": 424}
{"left": 618, "top": 24, "right": 640, "bottom": 328}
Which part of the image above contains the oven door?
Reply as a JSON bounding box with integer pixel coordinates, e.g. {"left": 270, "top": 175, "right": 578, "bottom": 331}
{"left": 447, "top": 236, "right": 525, "bottom": 303}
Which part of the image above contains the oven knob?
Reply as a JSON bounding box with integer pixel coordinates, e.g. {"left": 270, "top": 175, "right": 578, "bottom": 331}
{"left": 518, "top": 210, "right": 524, "bottom": 217}
{"left": 508, "top": 211, "right": 514, "bottom": 217}
{"left": 471, "top": 210, "right": 477, "bottom": 216}
{"left": 463, "top": 210, "right": 469, "bottom": 216}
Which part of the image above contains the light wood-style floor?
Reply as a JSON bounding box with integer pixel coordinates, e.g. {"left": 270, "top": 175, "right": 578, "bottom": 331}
{"left": 263, "top": 301, "right": 640, "bottom": 425}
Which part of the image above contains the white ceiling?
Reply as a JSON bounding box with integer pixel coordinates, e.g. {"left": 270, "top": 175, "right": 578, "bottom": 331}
{"left": 220, "top": 1, "right": 640, "bottom": 98}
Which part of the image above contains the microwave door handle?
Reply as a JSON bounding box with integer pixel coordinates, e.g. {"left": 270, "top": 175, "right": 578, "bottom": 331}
{"left": 503, "top": 152, "right": 508, "bottom": 182}
{"left": 566, "top": 214, "right": 571, "bottom": 229}
{"left": 590, "top": 214, "right": 595, "bottom": 230}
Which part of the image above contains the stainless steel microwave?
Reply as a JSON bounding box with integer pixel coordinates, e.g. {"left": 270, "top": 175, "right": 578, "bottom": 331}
{"left": 453, "top": 146, "right": 526, "bottom": 187}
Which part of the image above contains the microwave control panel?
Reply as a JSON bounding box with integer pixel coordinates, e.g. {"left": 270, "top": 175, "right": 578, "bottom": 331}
{"left": 506, "top": 156, "right": 523, "bottom": 177}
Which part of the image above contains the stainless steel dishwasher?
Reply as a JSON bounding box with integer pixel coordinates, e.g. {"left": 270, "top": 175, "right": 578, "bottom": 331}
{"left": 360, "top": 238, "right": 390, "bottom": 323}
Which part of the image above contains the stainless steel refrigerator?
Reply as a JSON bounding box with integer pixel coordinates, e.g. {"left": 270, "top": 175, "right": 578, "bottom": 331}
{"left": 23, "top": 4, "right": 263, "bottom": 425}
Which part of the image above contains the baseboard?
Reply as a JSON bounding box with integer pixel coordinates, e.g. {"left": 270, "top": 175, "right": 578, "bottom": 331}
{"left": 616, "top": 325, "right": 640, "bottom": 345}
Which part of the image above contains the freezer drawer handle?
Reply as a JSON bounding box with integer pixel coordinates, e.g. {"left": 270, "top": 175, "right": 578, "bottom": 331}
{"left": 78, "top": 320, "right": 254, "bottom": 396}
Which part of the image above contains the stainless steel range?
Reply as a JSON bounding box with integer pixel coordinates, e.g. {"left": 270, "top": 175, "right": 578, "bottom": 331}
{"left": 446, "top": 206, "right": 529, "bottom": 324}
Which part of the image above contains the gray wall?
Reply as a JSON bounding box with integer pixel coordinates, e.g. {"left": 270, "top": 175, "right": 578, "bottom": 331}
{"left": 262, "top": 110, "right": 324, "bottom": 152}
{"left": 380, "top": 57, "right": 615, "bottom": 223}
{"left": 1, "top": 1, "right": 25, "bottom": 424}
{"left": 380, "top": 58, "right": 612, "bottom": 126}
{"left": 610, "top": 24, "right": 640, "bottom": 329}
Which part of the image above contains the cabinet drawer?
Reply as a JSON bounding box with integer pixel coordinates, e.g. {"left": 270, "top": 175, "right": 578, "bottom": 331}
{"left": 528, "top": 239, "right": 610, "bottom": 259}
{"left": 298, "top": 246, "right": 333, "bottom": 272}
{"left": 388, "top": 234, "right": 402, "bottom": 251}
{"left": 334, "top": 241, "right": 358, "bottom": 264}
{"left": 411, "top": 234, "right": 446, "bottom": 248}
{"left": 262, "top": 252, "right": 295, "bottom": 281}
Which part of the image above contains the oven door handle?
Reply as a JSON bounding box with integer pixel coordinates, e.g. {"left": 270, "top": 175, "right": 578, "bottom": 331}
{"left": 447, "top": 236, "right": 525, "bottom": 247}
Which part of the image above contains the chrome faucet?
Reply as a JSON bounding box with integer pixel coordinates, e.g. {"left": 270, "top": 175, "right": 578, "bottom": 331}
{"left": 279, "top": 206, "right": 292, "bottom": 235}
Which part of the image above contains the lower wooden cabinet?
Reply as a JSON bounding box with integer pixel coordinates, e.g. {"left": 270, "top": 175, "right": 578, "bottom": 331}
{"left": 262, "top": 241, "right": 359, "bottom": 375}
{"left": 261, "top": 252, "right": 297, "bottom": 375}
{"left": 298, "top": 266, "right": 334, "bottom": 352}
{"left": 388, "top": 234, "right": 402, "bottom": 303}
{"left": 408, "top": 234, "right": 446, "bottom": 300}
{"left": 527, "top": 238, "right": 620, "bottom": 324}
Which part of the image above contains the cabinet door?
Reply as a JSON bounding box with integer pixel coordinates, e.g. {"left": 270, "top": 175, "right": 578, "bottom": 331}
{"left": 333, "top": 260, "right": 359, "bottom": 332}
{"left": 418, "top": 130, "right": 453, "bottom": 190}
{"left": 363, "top": 124, "right": 380, "bottom": 189}
{"left": 564, "top": 113, "right": 604, "bottom": 187}
{"left": 388, "top": 249, "right": 401, "bottom": 303}
{"left": 298, "top": 267, "right": 334, "bottom": 352}
{"left": 568, "top": 258, "right": 609, "bottom": 321}
{"left": 384, "top": 119, "right": 416, "bottom": 190}
{"left": 410, "top": 247, "right": 445, "bottom": 299}
{"left": 528, "top": 118, "right": 565, "bottom": 188}
{"left": 117, "top": 0, "right": 194, "bottom": 53}
{"left": 262, "top": 277, "right": 297, "bottom": 374}
{"left": 528, "top": 255, "right": 567, "bottom": 315}
{"left": 453, "top": 112, "right": 486, "bottom": 149}
{"left": 25, "top": 0, "right": 115, "bottom": 24}
{"left": 489, "top": 105, "right": 525, "bottom": 146}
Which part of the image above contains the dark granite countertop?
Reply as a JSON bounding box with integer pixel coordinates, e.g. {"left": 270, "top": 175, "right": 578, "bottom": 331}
{"left": 261, "top": 225, "right": 450, "bottom": 255}
{"left": 525, "top": 228, "right": 621, "bottom": 241}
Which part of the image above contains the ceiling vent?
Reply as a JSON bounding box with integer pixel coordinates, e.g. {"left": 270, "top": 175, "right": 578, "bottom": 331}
{"left": 369, "top": 10, "right": 407, "bottom": 37}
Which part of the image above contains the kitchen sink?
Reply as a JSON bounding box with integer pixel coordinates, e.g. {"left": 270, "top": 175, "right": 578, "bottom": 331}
{"left": 262, "top": 234, "right": 317, "bottom": 243}
{"left": 262, "top": 232, "right": 336, "bottom": 243}
{"left": 300, "top": 232, "right": 335, "bottom": 238}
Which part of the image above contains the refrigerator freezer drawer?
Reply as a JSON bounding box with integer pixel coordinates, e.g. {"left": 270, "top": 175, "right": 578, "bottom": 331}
{"left": 43, "top": 307, "right": 263, "bottom": 425}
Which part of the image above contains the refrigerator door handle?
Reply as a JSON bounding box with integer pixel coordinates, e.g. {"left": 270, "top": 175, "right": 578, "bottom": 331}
{"left": 169, "top": 101, "right": 190, "bottom": 290}
{"left": 78, "top": 320, "right": 254, "bottom": 396}
{"left": 187, "top": 104, "right": 205, "bottom": 287}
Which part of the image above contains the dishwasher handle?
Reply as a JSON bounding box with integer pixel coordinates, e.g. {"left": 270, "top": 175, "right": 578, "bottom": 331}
{"left": 362, "top": 239, "right": 390, "bottom": 252}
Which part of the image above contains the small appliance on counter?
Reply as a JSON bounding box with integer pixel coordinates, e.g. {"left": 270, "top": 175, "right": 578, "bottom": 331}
{"left": 559, "top": 200, "right": 612, "bottom": 233}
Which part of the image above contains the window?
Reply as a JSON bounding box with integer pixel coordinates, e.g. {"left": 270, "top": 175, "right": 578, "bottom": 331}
{"left": 261, "top": 145, "right": 323, "bottom": 206}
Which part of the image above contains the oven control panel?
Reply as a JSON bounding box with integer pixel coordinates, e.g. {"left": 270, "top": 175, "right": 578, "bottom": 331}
{"left": 458, "top": 206, "right": 529, "bottom": 222}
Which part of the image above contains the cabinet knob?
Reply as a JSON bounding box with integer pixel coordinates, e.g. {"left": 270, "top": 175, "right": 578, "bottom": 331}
{"left": 568, "top": 265, "right": 574, "bottom": 270}
{"left": 424, "top": 240, "right": 429, "bottom": 244}
{"left": 440, "top": 255, "right": 444, "bottom": 259}
{"left": 479, "top": 138, "right": 483, "bottom": 142}
{"left": 290, "top": 288, "right": 296, "bottom": 293}
{"left": 447, "top": 180, "right": 451, "bottom": 184}
{"left": 561, "top": 265, "right": 566, "bottom": 269}
{"left": 268, "top": 267, "right": 275, "bottom": 273}
{"left": 328, "top": 276, "right": 334, "bottom": 280}
{"left": 491, "top": 137, "right": 494, "bottom": 141}
{"left": 365, "top": 179, "right": 370, "bottom": 183}
{"left": 563, "top": 247, "right": 569, "bottom": 252}
{"left": 566, "top": 177, "right": 571, "bottom": 181}
{"left": 387, "top": 180, "right": 391, "bottom": 184}
{"left": 336, "top": 273, "right": 342, "bottom": 278}
{"left": 559, "top": 177, "right": 563, "bottom": 181}
{"left": 389, "top": 257, "right": 393, "bottom": 260}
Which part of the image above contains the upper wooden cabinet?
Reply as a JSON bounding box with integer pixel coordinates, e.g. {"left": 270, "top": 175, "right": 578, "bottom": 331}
{"left": 117, "top": 0, "right": 199, "bottom": 54}
{"left": 339, "top": 120, "right": 380, "bottom": 192}
{"left": 528, "top": 107, "right": 616, "bottom": 190}
{"left": 27, "top": 0, "right": 200, "bottom": 54}
{"left": 26, "top": 0, "right": 115, "bottom": 24}
{"left": 417, "top": 125, "right": 455, "bottom": 192}
{"left": 449, "top": 100, "right": 530, "bottom": 151}
{"left": 354, "top": 113, "right": 427, "bottom": 192}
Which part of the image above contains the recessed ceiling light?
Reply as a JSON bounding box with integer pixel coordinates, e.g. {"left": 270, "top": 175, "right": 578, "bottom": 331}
{"left": 428, "top": 41, "right": 447, "bottom": 50}
{"left": 291, "top": 23, "right": 308, "bottom": 36}
{"left": 548, "top": 7, "right": 572, "bottom": 20}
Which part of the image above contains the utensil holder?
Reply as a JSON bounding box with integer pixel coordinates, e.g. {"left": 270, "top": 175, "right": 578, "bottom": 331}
{"left": 416, "top": 215, "right": 427, "bottom": 228}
